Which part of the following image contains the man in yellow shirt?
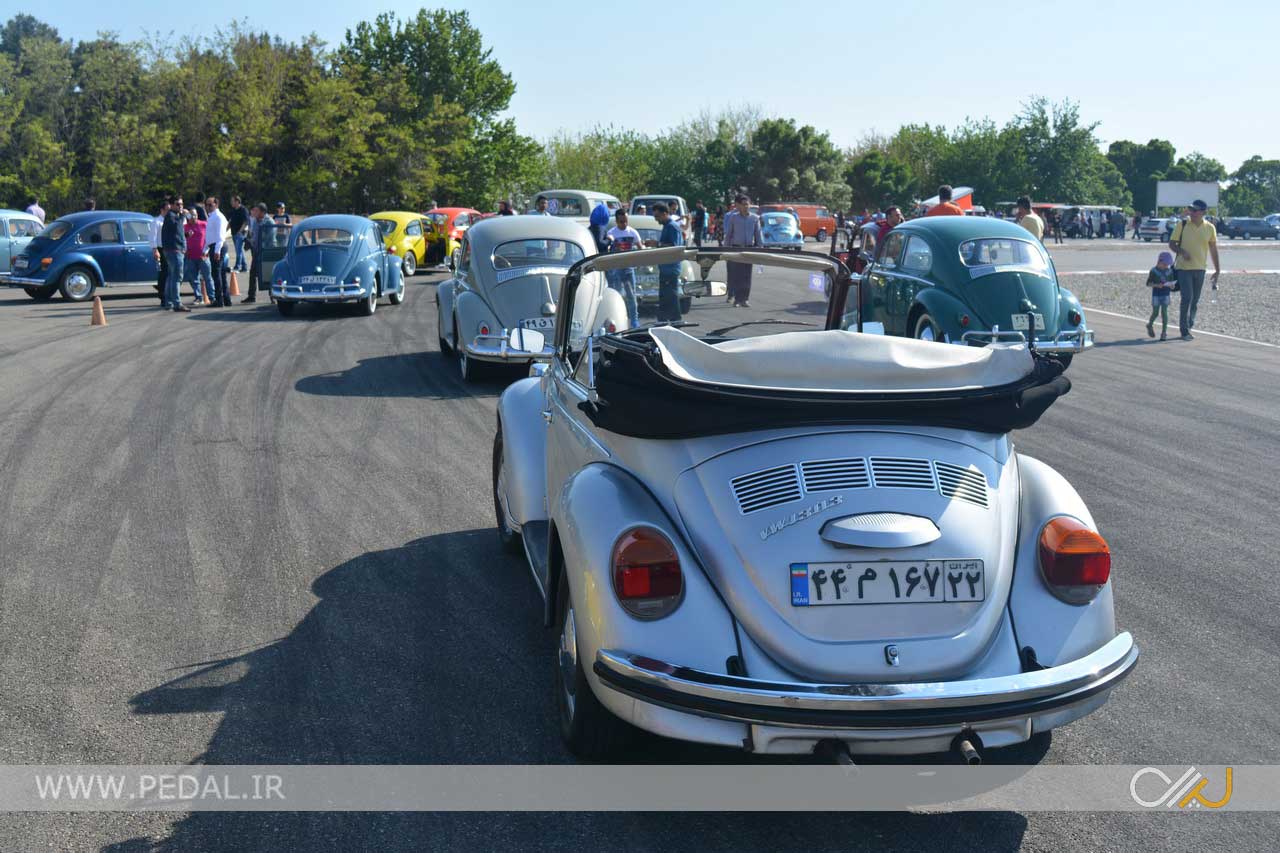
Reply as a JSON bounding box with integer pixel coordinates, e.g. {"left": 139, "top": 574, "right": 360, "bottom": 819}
{"left": 1015, "top": 196, "right": 1044, "bottom": 241}
{"left": 1168, "top": 199, "right": 1221, "bottom": 340}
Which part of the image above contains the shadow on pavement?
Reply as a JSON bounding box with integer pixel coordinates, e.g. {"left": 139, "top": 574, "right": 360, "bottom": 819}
{"left": 111, "top": 530, "right": 1031, "bottom": 852}
{"left": 294, "top": 351, "right": 509, "bottom": 399}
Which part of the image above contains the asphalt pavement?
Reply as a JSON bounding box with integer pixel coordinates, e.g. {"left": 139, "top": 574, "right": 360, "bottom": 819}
{"left": 0, "top": 274, "right": 1275, "bottom": 851}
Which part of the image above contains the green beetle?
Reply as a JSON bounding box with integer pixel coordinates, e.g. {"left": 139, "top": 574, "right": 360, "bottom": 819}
{"left": 852, "top": 216, "right": 1092, "bottom": 366}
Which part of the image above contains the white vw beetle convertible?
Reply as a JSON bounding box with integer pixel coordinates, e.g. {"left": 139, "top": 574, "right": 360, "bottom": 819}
{"left": 494, "top": 247, "right": 1138, "bottom": 761}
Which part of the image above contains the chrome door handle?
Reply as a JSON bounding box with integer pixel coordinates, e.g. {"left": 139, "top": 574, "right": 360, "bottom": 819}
{"left": 542, "top": 409, "right": 553, "bottom": 424}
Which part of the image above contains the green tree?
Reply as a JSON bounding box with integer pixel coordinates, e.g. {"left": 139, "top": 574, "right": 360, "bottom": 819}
{"left": 885, "top": 123, "right": 949, "bottom": 200}
{"left": 742, "top": 118, "right": 848, "bottom": 208}
{"left": 1166, "top": 151, "right": 1227, "bottom": 183}
{"left": 844, "top": 150, "right": 913, "bottom": 211}
{"left": 1107, "top": 139, "right": 1175, "bottom": 214}
{"left": 1225, "top": 156, "right": 1280, "bottom": 215}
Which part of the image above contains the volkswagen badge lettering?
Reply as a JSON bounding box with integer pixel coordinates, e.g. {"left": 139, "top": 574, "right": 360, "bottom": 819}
{"left": 759, "top": 495, "right": 844, "bottom": 541}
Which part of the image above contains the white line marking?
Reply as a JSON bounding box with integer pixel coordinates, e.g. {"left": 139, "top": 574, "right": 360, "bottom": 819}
{"left": 1083, "top": 307, "right": 1280, "bottom": 349}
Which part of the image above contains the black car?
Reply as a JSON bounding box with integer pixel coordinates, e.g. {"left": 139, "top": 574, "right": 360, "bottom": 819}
{"left": 1220, "top": 217, "right": 1280, "bottom": 240}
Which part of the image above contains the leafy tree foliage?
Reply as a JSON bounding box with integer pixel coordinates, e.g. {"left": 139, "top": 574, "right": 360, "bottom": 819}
{"left": 844, "top": 151, "right": 913, "bottom": 211}
{"left": 1222, "top": 156, "right": 1280, "bottom": 216}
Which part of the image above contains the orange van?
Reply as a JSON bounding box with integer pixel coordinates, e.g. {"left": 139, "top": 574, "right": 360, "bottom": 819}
{"left": 759, "top": 202, "right": 837, "bottom": 241}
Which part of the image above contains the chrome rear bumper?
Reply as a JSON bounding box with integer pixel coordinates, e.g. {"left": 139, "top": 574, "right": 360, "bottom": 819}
{"left": 464, "top": 333, "right": 554, "bottom": 362}
{"left": 272, "top": 283, "right": 369, "bottom": 302}
{"left": 594, "top": 632, "right": 1137, "bottom": 729}
{"left": 962, "top": 328, "right": 1095, "bottom": 354}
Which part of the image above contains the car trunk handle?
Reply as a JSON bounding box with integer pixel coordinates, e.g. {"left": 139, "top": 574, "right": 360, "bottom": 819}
{"left": 819, "top": 512, "right": 941, "bottom": 549}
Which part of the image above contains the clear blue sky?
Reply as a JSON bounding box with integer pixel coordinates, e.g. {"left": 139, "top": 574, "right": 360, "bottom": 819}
{"left": 34, "top": 0, "right": 1278, "bottom": 171}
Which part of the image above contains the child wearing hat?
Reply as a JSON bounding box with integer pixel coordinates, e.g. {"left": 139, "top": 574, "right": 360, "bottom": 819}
{"left": 1146, "top": 251, "right": 1177, "bottom": 340}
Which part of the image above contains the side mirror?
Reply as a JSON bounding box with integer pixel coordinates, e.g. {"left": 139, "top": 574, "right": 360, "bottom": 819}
{"left": 508, "top": 327, "right": 545, "bottom": 354}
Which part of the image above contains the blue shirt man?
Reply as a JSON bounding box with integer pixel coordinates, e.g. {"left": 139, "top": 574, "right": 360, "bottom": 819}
{"left": 654, "top": 204, "right": 685, "bottom": 322}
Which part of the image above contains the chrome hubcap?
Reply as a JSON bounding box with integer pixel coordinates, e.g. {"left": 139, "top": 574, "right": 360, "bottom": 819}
{"left": 66, "top": 272, "right": 92, "bottom": 299}
{"left": 559, "top": 604, "right": 578, "bottom": 717}
{"left": 919, "top": 322, "right": 936, "bottom": 342}
{"left": 404, "top": 255, "right": 415, "bottom": 275}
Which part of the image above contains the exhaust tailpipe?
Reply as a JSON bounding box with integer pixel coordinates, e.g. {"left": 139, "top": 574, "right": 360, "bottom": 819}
{"left": 952, "top": 732, "right": 983, "bottom": 765}
{"left": 814, "top": 739, "right": 856, "bottom": 766}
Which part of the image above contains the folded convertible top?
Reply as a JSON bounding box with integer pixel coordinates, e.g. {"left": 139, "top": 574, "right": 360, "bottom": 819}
{"left": 580, "top": 331, "right": 1071, "bottom": 438}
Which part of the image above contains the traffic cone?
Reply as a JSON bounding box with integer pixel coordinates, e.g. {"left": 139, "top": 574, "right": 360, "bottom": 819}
{"left": 90, "top": 296, "right": 107, "bottom": 327}
{"left": 228, "top": 271, "right": 241, "bottom": 297}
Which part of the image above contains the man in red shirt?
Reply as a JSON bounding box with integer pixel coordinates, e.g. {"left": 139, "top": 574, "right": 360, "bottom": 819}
{"left": 877, "top": 206, "right": 903, "bottom": 241}
{"left": 926, "top": 185, "right": 965, "bottom": 217}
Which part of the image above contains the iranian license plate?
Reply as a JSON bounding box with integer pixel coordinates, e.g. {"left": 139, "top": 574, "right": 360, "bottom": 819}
{"left": 298, "top": 275, "right": 335, "bottom": 286}
{"left": 1011, "top": 314, "right": 1045, "bottom": 331}
{"left": 13, "top": 258, "right": 27, "bottom": 271}
{"left": 790, "top": 559, "right": 985, "bottom": 606}
{"left": 520, "top": 317, "right": 555, "bottom": 331}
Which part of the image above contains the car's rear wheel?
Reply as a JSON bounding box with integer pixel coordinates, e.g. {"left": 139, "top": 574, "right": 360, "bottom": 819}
{"left": 402, "top": 252, "right": 416, "bottom": 277}
{"left": 23, "top": 284, "right": 57, "bottom": 301}
{"left": 492, "top": 425, "right": 522, "bottom": 554}
{"left": 913, "top": 312, "right": 943, "bottom": 343}
{"left": 816, "top": 228, "right": 827, "bottom": 242}
{"left": 59, "top": 266, "right": 97, "bottom": 302}
{"left": 277, "top": 300, "right": 296, "bottom": 316}
{"left": 360, "top": 281, "right": 378, "bottom": 316}
{"left": 555, "top": 572, "right": 629, "bottom": 760}
{"left": 458, "top": 348, "right": 485, "bottom": 382}
{"left": 388, "top": 278, "right": 405, "bottom": 305}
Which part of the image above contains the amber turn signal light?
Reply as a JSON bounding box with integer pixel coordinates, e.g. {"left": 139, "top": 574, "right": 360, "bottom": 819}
{"left": 1038, "top": 517, "right": 1111, "bottom": 604}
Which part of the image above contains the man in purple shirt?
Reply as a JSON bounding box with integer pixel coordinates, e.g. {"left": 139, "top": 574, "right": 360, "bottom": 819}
{"left": 721, "top": 194, "right": 763, "bottom": 307}
{"left": 25, "top": 196, "right": 44, "bottom": 225}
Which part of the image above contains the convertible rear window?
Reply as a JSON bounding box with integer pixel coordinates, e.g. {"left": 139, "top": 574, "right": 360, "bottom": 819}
{"left": 958, "top": 238, "right": 1049, "bottom": 274}
{"left": 295, "top": 228, "right": 354, "bottom": 248}
{"left": 493, "top": 239, "right": 585, "bottom": 270}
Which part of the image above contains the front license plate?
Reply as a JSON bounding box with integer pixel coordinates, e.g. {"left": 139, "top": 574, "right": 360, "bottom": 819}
{"left": 790, "top": 560, "right": 985, "bottom": 606}
{"left": 520, "top": 317, "right": 555, "bottom": 331}
{"left": 1011, "top": 313, "right": 1045, "bottom": 331}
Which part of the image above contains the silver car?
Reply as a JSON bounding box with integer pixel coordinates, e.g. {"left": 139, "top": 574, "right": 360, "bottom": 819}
{"left": 494, "top": 248, "right": 1138, "bottom": 761}
{"left": 437, "top": 216, "right": 607, "bottom": 382}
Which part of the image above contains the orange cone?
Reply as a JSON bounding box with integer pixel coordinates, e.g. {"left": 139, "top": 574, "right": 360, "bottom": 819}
{"left": 228, "top": 271, "right": 241, "bottom": 297}
{"left": 90, "top": 296, "right": 107, "bottom": 327}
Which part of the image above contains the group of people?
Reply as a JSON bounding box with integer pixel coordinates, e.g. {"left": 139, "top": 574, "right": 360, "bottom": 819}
{"left": 153, "top": 196, "right": 292, "bottom": 311}
{"left": 585, "top": 201, "right": 686, "bottom": 326}
{"left": 1145, "top": 199, "right": 1221, "bottom": 341}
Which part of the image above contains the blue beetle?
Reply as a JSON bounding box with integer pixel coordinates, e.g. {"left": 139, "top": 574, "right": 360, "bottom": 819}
{"left": 3, "top": 210, "right": 159, "bottom": 302}
{"left": 269, "top": 215, "right": 405, "bottom": 317}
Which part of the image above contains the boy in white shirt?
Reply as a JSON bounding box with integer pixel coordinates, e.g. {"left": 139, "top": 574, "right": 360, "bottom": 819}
{"left": 605, "top": 210, "right": 642, "bottom": 328}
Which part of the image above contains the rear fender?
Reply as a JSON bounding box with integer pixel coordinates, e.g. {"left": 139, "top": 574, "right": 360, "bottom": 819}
{"left": 553, "top": 463, "right": 738, "bottom": 707}
{"left": 497, "top": 377, "right": 548, "bottom": 531}
{"left": 49, "top": 253, "right": 105, "bottom": 286}
{"left": 435, "top": 279, "right": 457, "bottom": 341}
{"left": 454, "top": 290, "right": 499, "bottom": 350}
{"left": 1011, "top": 455, "right": 1117, "bottom": 666}
{"left": 912, "top": 287, "right": 972, "bottom": 338}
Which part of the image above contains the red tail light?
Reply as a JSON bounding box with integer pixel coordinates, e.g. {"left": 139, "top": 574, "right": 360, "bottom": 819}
{"left": 612, "top": 527, "right": 683, "bottom": 619}
{"left": 1068, "top": 309, "right": 1082, "bottom": 326}
{"left": 1039, "top": 517, "right": 1111, "bottom": 604}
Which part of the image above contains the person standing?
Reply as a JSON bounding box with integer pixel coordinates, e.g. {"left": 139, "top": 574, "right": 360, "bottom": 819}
{"left": 25, "top": 196, "right": 44, "bottom": 225}
{"left": 653, "top": 203, "right": 685, "bottom": 322}
{"left": 1169, "top": 199, "right": 1221, "bottom": 340}
{"left": 184, "top": 207, "right": 213, "bottom": 306}
{"left": 228, "top": 196, "right": 250, "bottom": 272}
{"left": 498, "top": 200, "right": 515, "bottom": 216}
{"left": 691, "top": 200, "right": 708, "bottom": 248}
{"left": 1132, "top": 213, "right": 1142, "bottom": 240}
{"left": 532, "top": 195, "right": 550, "bottom": 215}
{"left": 160, "top": 195, "right": 190, "bottom": 312}
{"left": 205, "top": 196, "right": 229, "bottom": 306}
{"left": 605, "top": 209, "right": 642, "bottom": 328}
{"left": 926, "top": 185, "right": 965, "bottom": 217}
{"left": 83, "top": 197, "right": 96, "bottom": 211}
{"left": 877, "top": 206, "right": 904, "bottom": 241}
{"left": 721, "top": 194, "right": 763, "bottom": 307}
{"left": 1015, "top": 196, "right": 1044, "bottom": 241}
{"left": 242, "top": 203, "right": 268, "bottom": 304}
{"left": 1146, "top": 251, "right": 1177, "bottom": 341}
{"left": 150, "top": 197, "right": 170, "bottom": 305}
{"left": 273, "top": 202, "right": 291, "bottom": 226}
{"left": 587, "top": 203, "right": 610, "bottom": 253}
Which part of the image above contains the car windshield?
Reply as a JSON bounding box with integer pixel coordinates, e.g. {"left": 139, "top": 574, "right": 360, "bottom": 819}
{"left": 372, "top": 219, "right": 396, "bottom": 235}
{"left": 632, "top": 199, "right": 678, "bottom": 214}
{"left": 492, "top": 239, "right": 586, "bottom": 274}
{"left": 37, "top": 220, "right": 73, "bottom": 241}
{"left": 560, "top": 249, "right": 837, "bottom": 357}
{"left": 295, "top": 228, "right": 355, "bottom": 248}
{"left": 541, "top": 197, "right": 585, "bottom": 217}
{"left": 958, "top": 238, "right": 1050, "bottom": 274}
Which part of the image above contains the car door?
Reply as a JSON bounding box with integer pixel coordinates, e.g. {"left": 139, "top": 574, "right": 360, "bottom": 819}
{"left": 74, "top": 219, "right": 124, "bottom": 282}
{"left": 0, "top": 218, "right": 10, "bottom": 272}
{"left": 403, "top": 218, "right": 425, "bottom": 262}
{"left": 897, "top": 235, "right": 936, "bottom": 326}
{"left": 120, "top": 220, "right": 157, "bottom": 282}
{"left": 874, "top": 231, "right": 908, "bottom": 334}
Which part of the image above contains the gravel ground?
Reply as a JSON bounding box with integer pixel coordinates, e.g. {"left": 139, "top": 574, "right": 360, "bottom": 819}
{"left": 1061, "top": 272, "right": 1280, "bottom": 344}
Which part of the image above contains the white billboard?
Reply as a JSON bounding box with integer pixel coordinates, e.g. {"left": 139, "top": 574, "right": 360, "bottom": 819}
{"left": 1156, "top": 181, "right": 1220, "bottom": 209}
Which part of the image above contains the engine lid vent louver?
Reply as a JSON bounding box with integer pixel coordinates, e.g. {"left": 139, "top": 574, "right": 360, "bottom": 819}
{"left": 934, "top": 461, "right": 990, "bottom": 508}
{"left": 732, "top": 464, "right": 802, "bottom": 514}
{"left": 869, "top": 457, "right": 937, "bottom": 490}
{"left": 800, "top": 458, "right": 871, "bottom": 493}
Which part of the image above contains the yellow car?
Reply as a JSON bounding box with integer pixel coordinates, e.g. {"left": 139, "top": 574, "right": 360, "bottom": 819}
{"left": 370, "top": 211, "right": 433, "bottom": 277}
